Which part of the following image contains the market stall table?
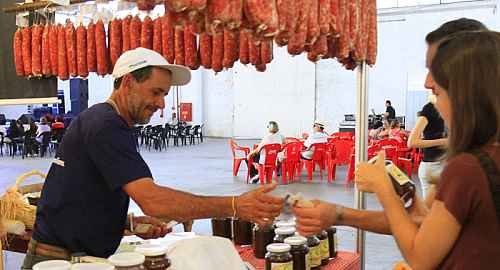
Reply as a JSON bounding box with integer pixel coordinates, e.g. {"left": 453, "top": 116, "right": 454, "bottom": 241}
{"left": 236, "top": 245, "right": 361, "bottom": 270}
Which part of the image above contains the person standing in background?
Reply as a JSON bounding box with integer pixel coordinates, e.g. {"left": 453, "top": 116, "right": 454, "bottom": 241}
{"left": 384, "top": 100, "right": 396, "bottom": 121}
{"left": 408, "top": 94, "right": 447, "bottom": 197}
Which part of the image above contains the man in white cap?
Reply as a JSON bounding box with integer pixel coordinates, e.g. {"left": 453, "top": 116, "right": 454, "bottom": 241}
{"left": 23, "top": 48, "right": 283, "bottom": 269}
{"left": 301, "top": 120, "right": 328, "bottom": 160}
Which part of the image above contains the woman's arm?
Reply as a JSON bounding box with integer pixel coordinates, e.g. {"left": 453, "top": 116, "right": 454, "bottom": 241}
{"left": 378, "top": 189, "right": 460, "bottom": 269}
{"left": 408, "top": 117, "right": 447, "bottom": 148}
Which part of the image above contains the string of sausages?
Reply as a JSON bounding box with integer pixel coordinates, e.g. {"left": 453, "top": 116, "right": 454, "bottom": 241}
{"left": 12, "top": 0, "right": 377, "bottom": 79}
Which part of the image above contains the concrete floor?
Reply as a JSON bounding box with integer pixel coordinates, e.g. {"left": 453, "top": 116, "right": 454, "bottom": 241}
{"left": 0, "top": 138, "right": 406, "bottom": 269}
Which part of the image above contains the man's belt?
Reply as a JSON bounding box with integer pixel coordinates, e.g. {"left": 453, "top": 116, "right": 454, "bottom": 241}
{"left": 28, "top": 238, "right": 71, "bottom": 260}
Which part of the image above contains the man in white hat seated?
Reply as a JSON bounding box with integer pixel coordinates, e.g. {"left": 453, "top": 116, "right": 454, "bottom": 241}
{"left": 301, "top": 120, "right": 328, "bottom": 160}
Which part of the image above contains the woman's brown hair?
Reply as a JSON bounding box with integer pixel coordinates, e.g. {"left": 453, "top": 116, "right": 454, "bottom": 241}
{"left": 431, "top": 31, "right": 500, "bottom": 157}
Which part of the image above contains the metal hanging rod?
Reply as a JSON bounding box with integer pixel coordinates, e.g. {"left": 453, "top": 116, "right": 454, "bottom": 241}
{"left": 3, "top": 0, "right": 91, "bottom": 13}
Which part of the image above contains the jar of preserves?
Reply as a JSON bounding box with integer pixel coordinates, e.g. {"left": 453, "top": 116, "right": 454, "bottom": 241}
{"left": 233, "top": 218, "right": 253, "bottom": 245}
{"left": 306, "top": 236, "right": 321, "bottom": 270}
{"left": 108, "top": 252, "right": 145, "bottom": 270}
{"left": 71, "top": 263, "right": 115, "bottom": 270}
{"left": 135, "top": 244, "right": 171, "bottom": 270}
{"left": 318, "top": 230, "right": 329, "bottom": 266}
{"left": 33, "top": 260, "right": 71, "bottom": 270}
{"left": 284, "top": 236, "right": 309, "bottom": 270}
{"left": 265, "top": 243, "right": 293, "bottom": 270}
{"left": 253, "top": 224, "right": 275, "bottom": 259}
{"left": 326, "top": 227, "right": 337, "bottom": 258}
{"left": 385, "top": 161, "right": 416, "bottom": 207}
{"left": 274, "top": 227, "right": 296, "bottom": 243}
{"left": 211, "top": 217, "right": 232, "bottom": 239}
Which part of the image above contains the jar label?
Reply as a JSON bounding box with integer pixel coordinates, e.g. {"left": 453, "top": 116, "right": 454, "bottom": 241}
{"left": 305, "top": 252, "right": 311, "bottom": 270}
{"left": 335, "top": 235, "right": 338, "bottom": 251}
{"left": 270, "top": 262, "right": 293, "bottom": 270}
{"left": 320, "top": 239, "right": 329, "bottom": 259}
{"left": 309, "top": 246, "right": 321, "bottom": 267}
{"left": 387, "top": 163, "right": 411, "bottom": 184}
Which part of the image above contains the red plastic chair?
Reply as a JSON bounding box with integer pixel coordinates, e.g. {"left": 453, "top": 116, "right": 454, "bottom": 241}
{"left": 301, "top": 143, "right": 328, "bottom": 182}
{"left": 326, "top": 142, "right": 337, "bottom": 182}
{"left": 331, "top": 132, "right": 354, "bottom": 140}
{"left": 281, "top": 141, "right": 303, "bottom": 184}
{"left": 331, "top": 139, "right": 354, "bottom": 165}
{"left": 253, "top": 143, "right": 282, "bottom": 185}
{"left": 229, "top": 139, "right": 250, "bottom": 178}
{"left": 345, "top": 152, "right": 356, "bottom": 186}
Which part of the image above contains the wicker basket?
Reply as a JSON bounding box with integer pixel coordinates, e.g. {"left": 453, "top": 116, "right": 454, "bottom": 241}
{"left": 0, "top": 170, "right": 46, "bottom": 230}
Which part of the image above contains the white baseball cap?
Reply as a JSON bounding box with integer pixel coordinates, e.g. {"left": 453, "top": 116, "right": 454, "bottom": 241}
{"left": 314, "top": 120, "right": 326, "bottom": 128}
{"left": 112, "top": 47, "right": 191, "bottom": 86}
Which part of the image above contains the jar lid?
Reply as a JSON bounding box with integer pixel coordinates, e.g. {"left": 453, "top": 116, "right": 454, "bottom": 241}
{"left": 266, "top": 243, "right": 291, "bottom": 253}
{"left": 71, "top": 263, "right": 115, "bottom": 270}
{"left": 284, "top": 236, "right": 307, "bottom": 246}
{"left": 108, "top": 252, "right": 145, "bottom": 266}
{"left": 275, "top": 226, "right": 296, "bottom": 235}
{"left": 33, "top": 260, "right": 72, "bottom": 270}
{"left": 135, "top": 244, "right": 167, "bottom": 257}
{"left": 275, "top": 220, "right": 296, "bottom": 228}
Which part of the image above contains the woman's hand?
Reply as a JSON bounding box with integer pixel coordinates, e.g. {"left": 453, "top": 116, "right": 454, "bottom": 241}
{"left": 355, "top": 151, "right": 393, "bottom": 195}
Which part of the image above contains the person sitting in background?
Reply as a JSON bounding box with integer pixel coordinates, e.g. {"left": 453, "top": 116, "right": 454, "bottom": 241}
{"left": 35, "top": 117, "right": 51, "bottom": 144}
{"left": 388, "top": 119, "right": 403, "bottom": 138}
{"left": 301, "top": 120, "right": 328, "bottom": 160}
{"left": 51, "top": 115, "right": 65, "bottom": 130}
{"left": 247, "top": 121, "right": 286, "bottom": 183}
{"left": 25, "top": 120, "right": 39, "bottom": 156}
{"left": 44, "top": 113, "right": 54, "bottom": 124}
{"left": 369, "top": 120, "right": 384, "bottom": 139}
{"left": 374, "top": 118, "right": 390, "bottom": 139}
{"left": 169, "top": 112, "right": 179, "bottom": 126}
{"left": 5, "top": 120, "right": 25, "bottom": 155}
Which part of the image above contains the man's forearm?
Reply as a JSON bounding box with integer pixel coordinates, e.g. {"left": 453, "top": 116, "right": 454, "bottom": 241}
{"left": 132, "top": 181, "right": 233, "bottom": 221}
{"left": 337, "top": 207, "right": 392, "bottom": 235}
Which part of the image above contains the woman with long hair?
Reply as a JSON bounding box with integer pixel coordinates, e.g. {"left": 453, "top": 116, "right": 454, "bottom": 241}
{"left": 355, "top": 31, "right": 500, "bottom": 269}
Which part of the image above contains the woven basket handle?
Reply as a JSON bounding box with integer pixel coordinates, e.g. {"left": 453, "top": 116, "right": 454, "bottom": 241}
{"left": 14, "top": 170, "right": 47, "bottom": 189}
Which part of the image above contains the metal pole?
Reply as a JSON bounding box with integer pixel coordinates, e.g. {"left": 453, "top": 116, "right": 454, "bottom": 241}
{"left": 355, "top": 61, "right": 368, "bottom": 269}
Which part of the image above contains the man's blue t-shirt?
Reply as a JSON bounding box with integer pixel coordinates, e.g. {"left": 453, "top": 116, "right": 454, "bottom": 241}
{"left": 32, "top": 103, "right": 152, "bottom": 257}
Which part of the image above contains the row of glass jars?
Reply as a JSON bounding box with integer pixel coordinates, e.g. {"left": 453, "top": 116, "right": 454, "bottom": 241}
{"left": 32, "top": 244, "right": 170, "bottom": 270}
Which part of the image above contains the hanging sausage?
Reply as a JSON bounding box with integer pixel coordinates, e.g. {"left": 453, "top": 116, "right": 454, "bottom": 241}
{"left": 109, "top": 19, "right": 122, "bottom": 69}
{"left": 122, "top": 15, "right": 132, "bottom": 53}
{"left": 13, "top": 28, "right": 24, "bottom": 76}
{"left": 95, "top": 19, "right": 109, "bottom": 76}
{"left": 87, "top": 21, "right": 97, "bottom": 73}
{"left": 141, "top": 16, "right": 154, "bottom": 49}
{"left": 174, "top": 28, "right": 185, "bottom": 66}
{"left": 57, "top": 24, "right": 68, "bottom": 80}
{"left": 41, "top": 24, "right": 51, "bottom": 76}
{"left": 130, "top": 15, "right": 142, "bottom": 49}
{"left": 162, "top": 14, "right": 175, "bottom": 64}
{"left": 76, "top": 23, "right": 88, "bottom": 78}
{"left": 65, "top": 20, "right": 77, "bottom": 77}
{"left": 211, "top": 31, "right": 223, "bottom": 72}
{"left": 153, "top": 17, "right": 162, "bottom": 54}
{"left": 49, "top": 24, "right": 58, "bottom": 75}
{"left": 199, "top": 32, "right": 212, "bottom": 69}
{"left": 31, "top": 24, "right": 43, "bottom": 76}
